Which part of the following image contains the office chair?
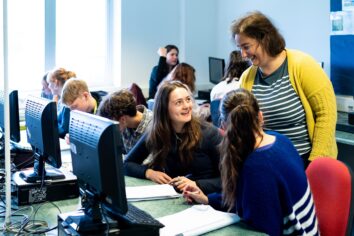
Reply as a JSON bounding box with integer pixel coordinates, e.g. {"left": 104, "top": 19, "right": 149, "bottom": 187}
{"left": 210, "top": 99, "right": 221, "bottom": 127}
{"left": 129, "top": 83, "right": 147, "bottom": 107}
{"left": 306, "top": 158, "right": 354, "bottom": 236}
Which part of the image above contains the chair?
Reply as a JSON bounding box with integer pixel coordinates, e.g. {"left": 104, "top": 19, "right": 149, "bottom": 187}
{"left": 129, "top": 83, "right": 147, "bottom": 107}
{"left": 210, "top": 99, "right": 221, "bottom": 127}
{"left": 306, "top": 158, "right": 354, "bottom": 236}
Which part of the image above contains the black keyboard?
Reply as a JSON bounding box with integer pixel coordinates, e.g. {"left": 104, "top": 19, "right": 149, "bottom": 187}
{"left": 119, "top": 203, "right": 164, "bottom": 229}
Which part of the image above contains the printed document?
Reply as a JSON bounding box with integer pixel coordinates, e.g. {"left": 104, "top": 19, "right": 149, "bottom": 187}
{"left": 158, "top": 205, "right": 240, "bottom": 236}
{"left": 126, "top": 184, "right": 181, "bottom": 201}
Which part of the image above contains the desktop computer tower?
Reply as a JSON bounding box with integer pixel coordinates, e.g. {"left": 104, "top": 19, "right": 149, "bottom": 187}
{"left": 11, "top": 168, "right": 79, "bottom": 206}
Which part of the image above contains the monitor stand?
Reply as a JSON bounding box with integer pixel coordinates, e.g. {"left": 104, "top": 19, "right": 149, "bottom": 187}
{"left": 19, "top": 153, "right": 65, "bottom": 183}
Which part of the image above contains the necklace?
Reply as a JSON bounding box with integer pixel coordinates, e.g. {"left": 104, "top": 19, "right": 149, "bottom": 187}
{"left": 175, "top": 133, "right": 182, "bottom": 142}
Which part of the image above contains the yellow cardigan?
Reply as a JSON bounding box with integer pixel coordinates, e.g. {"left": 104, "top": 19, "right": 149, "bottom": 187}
{"left": 240, "top": 49, "right": 337, "bottom": 161}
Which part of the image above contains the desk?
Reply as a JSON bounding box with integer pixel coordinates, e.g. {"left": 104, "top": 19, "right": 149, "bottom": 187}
{"left": 1, "top": 143, "right": 266, "bottom": 235}
{"left": 1, "top": 176, "right": 266, "bottom": 235}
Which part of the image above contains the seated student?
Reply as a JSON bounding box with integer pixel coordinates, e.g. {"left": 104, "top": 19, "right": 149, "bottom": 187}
{"left": 41, "top": 72, "right": 53, "bottom": 100}
{"left": 97, "top": 89, "right": 153, "bottom": 154}
{"left": 124, "top": 80, "right": 222, "bottom": 194}
{"left": 149, "top": 45, "right": 179, "bottom": 99}
{"left": 183, "top": 89, "right": 318, "bottom": 236}
{"left": 210, "top": 50, "right": 250, "bottom": 102}
{"left": 61, "top": 78, "right": 102, "bottom": 114}
{"left": 47, "top": 67, "right": 77, "bottom": 138}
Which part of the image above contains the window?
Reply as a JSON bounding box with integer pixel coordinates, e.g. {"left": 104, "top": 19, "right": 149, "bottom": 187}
{"left": 1, "top": 0, "right": 120, "bottom": 93}
{"left": 6, "top": 0, "right": 45, "bottom": 91}
{"left": 56, "top": 0, "right": 109, "bottom": 87}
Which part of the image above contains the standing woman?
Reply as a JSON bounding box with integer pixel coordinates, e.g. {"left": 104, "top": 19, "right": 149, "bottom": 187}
{"left": 47, "top": 67, "right": 76, "bottom": 138}
{"left": 124, "top": 80, "right": 222, "bottom": 194}
{"left": 148, "top": 45, "right": 179, "bottom": 99}
{"left": 183, "top": 89, "right": 319, "bottom": 236}
{"left": 231, "top": 11, "right": 337, "bottom": 166}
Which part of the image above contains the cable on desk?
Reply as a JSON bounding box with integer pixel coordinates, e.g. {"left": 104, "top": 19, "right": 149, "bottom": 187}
{"left": 17, "top": 201, "right": 62, "bottom": 235}
{"left": 1, "top": 205, "right": 33, "bottom": 234}
{"left": 11, "top": 153, "right": 35, "bottom": 172}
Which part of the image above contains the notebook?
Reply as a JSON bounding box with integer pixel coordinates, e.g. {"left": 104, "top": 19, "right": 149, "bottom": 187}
{"left": 158, "top": 205, "right": 240, "bottom": 236}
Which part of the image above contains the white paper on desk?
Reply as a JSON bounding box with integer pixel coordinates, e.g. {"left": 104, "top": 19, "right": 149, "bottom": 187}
{"left": 126, "top": 184, "right": 181, "bottom": 201}
{"left": 158, "top": 205, "right": 240, "bottom": 236}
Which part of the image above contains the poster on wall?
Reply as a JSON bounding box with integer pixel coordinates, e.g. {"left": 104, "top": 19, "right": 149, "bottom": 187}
{"left": 330, "top": 11, "right": 354, "bottom": 35}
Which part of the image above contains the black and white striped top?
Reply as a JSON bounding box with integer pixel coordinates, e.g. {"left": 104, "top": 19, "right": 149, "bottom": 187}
{"left": 252, "top": 59, "right": 311, "bottom": 156}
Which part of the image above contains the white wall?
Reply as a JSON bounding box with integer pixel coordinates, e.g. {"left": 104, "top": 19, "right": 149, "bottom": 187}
{"left": 122, "top": 0, "right": 330, "bottom": 95}
{"left": 216, "top": 0, "right": 330, "bottom": 74}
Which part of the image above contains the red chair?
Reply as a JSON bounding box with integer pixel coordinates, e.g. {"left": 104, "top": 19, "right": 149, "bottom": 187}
{"left": 306, "top": 158, "right": 354, "bottom": 236}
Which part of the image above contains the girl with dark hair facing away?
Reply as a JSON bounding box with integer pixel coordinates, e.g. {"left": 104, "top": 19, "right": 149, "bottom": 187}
{"left": 124, "top": 80, "right": 222, "bottom": 194}
{"left": 231, "top": 11, "right": 337, "bottom": 167}
{"left": 148, "top": 45, "right": 179, "bottom": 99}
{"left": 210, "top": 50, "right": 250, "bottom": 101}
{"left": 183, "top": 89, "right": 319, "bottom": 236}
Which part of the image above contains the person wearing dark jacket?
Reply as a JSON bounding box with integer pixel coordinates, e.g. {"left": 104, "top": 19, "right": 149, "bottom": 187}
{"left": 148, "top": 45, "right": 179, "bottom": 99}
{"left": 125, "top": 80, "right": 222, "bottom": 194}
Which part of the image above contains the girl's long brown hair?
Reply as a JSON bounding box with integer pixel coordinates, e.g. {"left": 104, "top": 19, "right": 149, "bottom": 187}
{"left": 147, "top": 80, "right": 201, "bottom": 169}
{"left": 219, "top": 89, "right": 262, "bottom": 211}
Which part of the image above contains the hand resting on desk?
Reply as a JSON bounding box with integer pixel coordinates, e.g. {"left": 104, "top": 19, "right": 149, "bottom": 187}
{"left": 183, "top": 184, "right": 209, "bottom": 205}
{"left": 169, "top": 176, "right": 196, "bottom": 192}
{"left": 145, "top": 169, "right": 172, "bottom": 184}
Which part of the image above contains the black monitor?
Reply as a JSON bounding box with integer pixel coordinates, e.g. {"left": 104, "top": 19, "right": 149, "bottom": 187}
{"left": 67, "top": 110, "right": 126, "bottom": 231}
{"left": 0, "top": 90, "right": 21, "bottom": 144}
{"left": 208, "top": 57, "right": 225, "bottom": 84}
{"left": 19, "top": 95, "right": 64, "bottom": 183}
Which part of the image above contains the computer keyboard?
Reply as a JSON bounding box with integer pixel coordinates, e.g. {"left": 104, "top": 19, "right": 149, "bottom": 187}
{"left": 119, "top": 203, "right": 164, "bottom": 229}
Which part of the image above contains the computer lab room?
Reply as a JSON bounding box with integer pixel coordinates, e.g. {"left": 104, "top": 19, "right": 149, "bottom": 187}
{"left": 1, "top": 0, "right": 354, "bottom": 235}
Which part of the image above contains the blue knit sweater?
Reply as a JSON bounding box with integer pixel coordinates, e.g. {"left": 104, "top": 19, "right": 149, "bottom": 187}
{"left": 208, "top": 131, "right": 319, "bottom": 236}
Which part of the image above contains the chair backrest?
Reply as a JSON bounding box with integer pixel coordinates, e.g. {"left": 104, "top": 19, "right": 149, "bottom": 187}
{"left": 210, "top": 99, "right": 221, "bottom": 127}
{"left": 129, "top": 83, "right": 147, "bottom": 107}
{"left": 306, "top": 158, "right": 354, "bottom": 236}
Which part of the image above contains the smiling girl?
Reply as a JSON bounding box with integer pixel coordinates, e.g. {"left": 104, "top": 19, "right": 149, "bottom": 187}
{"left": 124, "top": 80, "right": 222, "bottom": 194}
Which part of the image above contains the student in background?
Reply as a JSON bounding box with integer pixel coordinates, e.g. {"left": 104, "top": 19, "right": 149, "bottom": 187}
{"left": 210, "top": 50, "right": 250, "bottom": 102}
{"left": 97, "top": 89, "right": 153, "bottom": 154}
{"left": 47, "top": 67, "right": 76, "bottom": 138}
{"left": 124, "top": 80, "right": 222, "bottom": 194}
{"left": 148, "top": 45, "right": 179, "bottom": 99}
{"left": 169, "top": 63, "right": 210, "bottom": 121}
{"left": 61, "top": 78, "right": 102, "bottom": 114}
{"left": 41, "top": 72, "right": 53, "bottom": 100}
{"left": 231, "top": 11, "right": 337, "bottom": 166}
{"left": 169, "top": 63, "right": 196, "bottom": 95}
{"left": 183, "top": 89, "right": 319, "bottom": 236}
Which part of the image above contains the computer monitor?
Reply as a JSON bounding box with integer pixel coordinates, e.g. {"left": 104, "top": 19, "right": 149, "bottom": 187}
{"left": 19, "top": 95, "right": 64, "bottom": 183}
{"left": 67, "top": 110, "right": 126, "bottom": 231}
{"left": 208, "top": 57, "right": 225, "bottom": 85}
{"left": 0, "top": 90, "right": 21, "bottom": 144}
